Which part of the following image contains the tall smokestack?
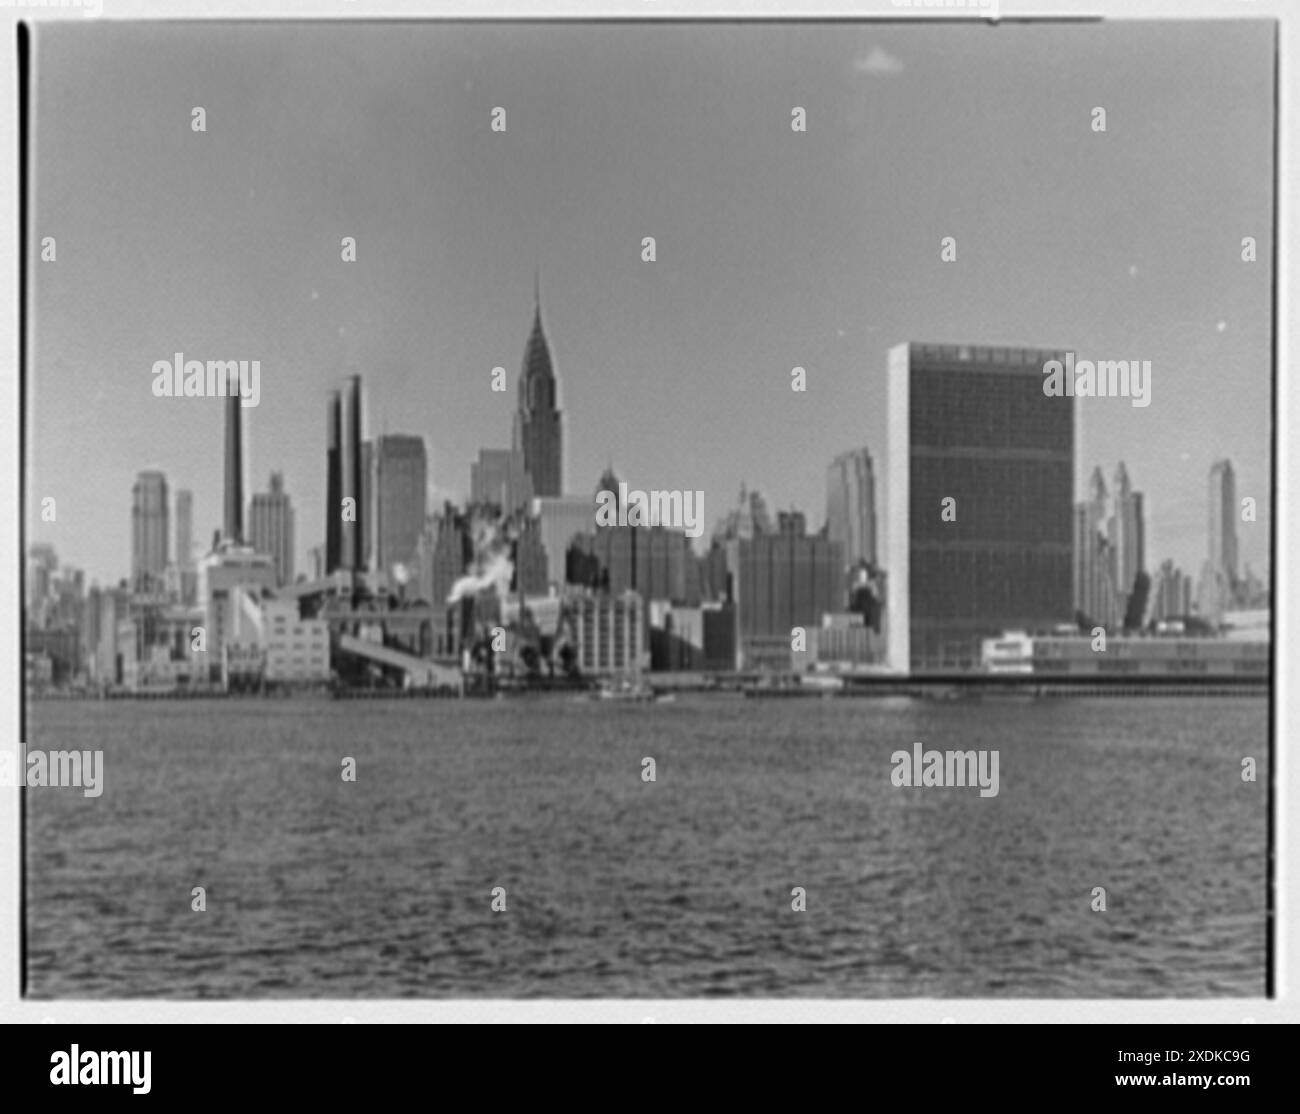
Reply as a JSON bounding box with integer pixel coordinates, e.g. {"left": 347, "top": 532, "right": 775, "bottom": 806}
{"left": 338, "top": 375, "right": 363, "bottom": 570}
{"left": 326, "top": 390, "right": 341, "bottom": 573}
{"left": 349, "top": 376, "right": 363, "bottom": 570}
{"left": 223, "top": 371, "right": 243, "bottom": 545}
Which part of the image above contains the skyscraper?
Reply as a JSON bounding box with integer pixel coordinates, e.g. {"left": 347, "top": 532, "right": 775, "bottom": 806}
{"left": 725, "top": 519, "right": 842, "bottom": 667}
{"left": 1132, "top": 491, "right": 1145, "bottom": 583}
{"left": 175, "top": 489, "right": 194, "bottom": 571}
{"left": 416, "top": 507, "right": 473, "bottom": 610}
{"left": 711, "top": 484, "right": 773, "bottom": 544}
{"left": 470, "top": 448, "right": 533, "bottom": 514}
{"left": 1151, "top": 558, "right": 1192, "bottom": 622}
{"left": 249, "top": 472, "right": 296, "bottom": 587}
{"left": 1108, "top": 462, "right": 1144, "bottom": 605}
{"left": 572, "top": 524, "right": 697, "bottom": 603}
{"left": 512, "top": 279, "right": 563, "bottom": 497}
{"left": 887, "top": 343, "right": 1075, "bottom": 673}
{"left": 1072, "top": 463, "right": 1144, "bottom": 630}
{"left": 1073, "top": 471, "right": 1120, "bottom": 631}
{"left": 26, "top": 543, "right": 57, "bottom": 627}
{"left": 532, "top": 494, "right": 597, "bottom": 588}
{"left": 373, "top": 434, "right": 428, "bottom": 577}
{"left": 1208, "top": 459, "right": 1238, "bottom": 588}
{"left": 174, "top": 488, "right": 197, "bottom": 604}
{"left": 826, "top": 448, "right": 878, "bottom": 570}
{"left": 131, "top": 471, "right": 169, "bottom": 592}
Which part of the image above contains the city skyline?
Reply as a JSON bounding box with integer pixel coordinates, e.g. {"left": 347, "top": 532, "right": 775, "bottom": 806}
{"left": 32, "top": 343, "right": 1268, "bottom": 601}
{"left": 26, "top": 20, "right": 1274, "bottom": 586}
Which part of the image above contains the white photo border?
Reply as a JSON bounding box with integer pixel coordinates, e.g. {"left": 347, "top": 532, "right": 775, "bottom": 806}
{"left": 1, "top": 0, "right": 1291, "bottom": 1024}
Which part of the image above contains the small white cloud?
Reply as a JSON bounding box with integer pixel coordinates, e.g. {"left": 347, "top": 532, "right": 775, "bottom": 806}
{"left": 855, "top": 45, "right": 904, "bottom": 76}
{"left": 1216, "top": 320, "right": 1228, "bottom": 333}
{"left": 1128, "top": 264, "right": 1138, "bottom": 278}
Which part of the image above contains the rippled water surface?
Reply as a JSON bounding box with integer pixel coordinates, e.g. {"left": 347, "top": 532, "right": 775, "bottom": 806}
{"left": 25, "top": 695, "right": 1268, "bottom": 997}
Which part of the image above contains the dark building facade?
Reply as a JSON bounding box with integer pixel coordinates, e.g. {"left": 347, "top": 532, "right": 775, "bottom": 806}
{"left": 512, "top": 516, "right": 550, "bottom": 598}
{"left": 131, "top": 471, "right": 169, "bottom": 593}
{"left": 725, "top": 523, "right": 843, "bottom": 666}
{"left": 373, "top": 434, "right": 428, "bottom": 577}
{"left": 249, "top": 471, "right": 295, "bottom": 587}
{"left": 1208, "top": 458, "right": 1238, "bottom": 587}
{"left": 570, "top": 525, "right": 699, "bottom": 604}
{"left": 887, "top": 342, "right": 1076, "bottom": 673}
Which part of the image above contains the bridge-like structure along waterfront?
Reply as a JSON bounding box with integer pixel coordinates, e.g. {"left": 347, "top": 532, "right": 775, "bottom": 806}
{"left": 335, "top": 634, "right": 462, "bottom": 691}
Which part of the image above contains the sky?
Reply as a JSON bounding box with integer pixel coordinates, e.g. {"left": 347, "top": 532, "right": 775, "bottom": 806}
{"left": 27, "top": 19, "right": 1275, "bottom": 587}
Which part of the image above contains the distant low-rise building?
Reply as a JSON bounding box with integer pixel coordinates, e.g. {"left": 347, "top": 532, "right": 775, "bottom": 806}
{"left": 567, "top": 590, "right": 647, "bottom": 676}
{"left": 648, "top": 600, "right": 736, "bottom": 672}
{"left": 800, "top": 613, "right": 886, "bottom": 673}
{"left": 230, "top": 590, "right": 330, "bottom": 685}
{"left": 1220, "top": 608, "right": 1270, "bottom": 642}
{"left": 980, "top": 630, "right": 1267, "bottom": 676}
{"left": 197, "top": 545, "right": 279, "bottom": 682}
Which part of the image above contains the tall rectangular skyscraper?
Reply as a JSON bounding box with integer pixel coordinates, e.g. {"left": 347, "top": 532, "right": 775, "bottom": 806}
{"left": 174, "top": 487, "right": 196, "bottom": 604}
{"left": 532, "top": 495, "right": 596, "bottom": 587}
{"left": 724, "top": 524, "right": 842, "bottom": 665}
{"left": 887, "top": 343, "right": 1076, "bottom": 673}
{"left": 470, "top": 448, "right": 533, "bottom": 514}
{"left": 1131, "top": 491, "right": 1145, "bottom": 586}
{"left": 249, "top": 472, "right": 296, "bottom": 587}
{"left": 825, "top": 448, "right": 877, "bottom": 570}
{"left": 1108, "top": 462, "right": 1144, "bottom": 605}
{"left": 131, "top": 470, "right": 169, "bottom": 591}
{"left": 1208, "top": 459, "right": 1237, "bottom": 586}
{"left": 175, "top": 489, "right": 194, "bottom": 571}
{"left": 373, "top": 434, "right": 428, "bottom": 577}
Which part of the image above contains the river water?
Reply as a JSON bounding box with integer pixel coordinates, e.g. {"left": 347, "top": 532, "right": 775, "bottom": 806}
{"left": 25, "top": 694, "right": 1267, "bottom": 997}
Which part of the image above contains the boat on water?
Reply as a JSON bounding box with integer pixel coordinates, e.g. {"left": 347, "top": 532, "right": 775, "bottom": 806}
{"left": 595, "top": 676, "right": 657, "bottom": 702}
{"left": 591, "top": 664, "right": 677, "bottom": 702}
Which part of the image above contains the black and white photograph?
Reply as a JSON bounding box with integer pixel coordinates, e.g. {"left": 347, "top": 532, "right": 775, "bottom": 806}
{"left": 9, "top": 0, "right": 1288, "bottom": 1039}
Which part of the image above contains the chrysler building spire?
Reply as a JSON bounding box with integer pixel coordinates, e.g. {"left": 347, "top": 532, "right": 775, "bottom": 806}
{"left": 513, "top": 273, "right": 563, "bottom": 497}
